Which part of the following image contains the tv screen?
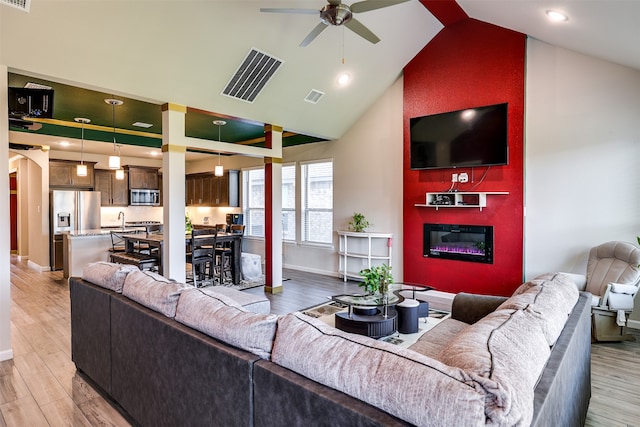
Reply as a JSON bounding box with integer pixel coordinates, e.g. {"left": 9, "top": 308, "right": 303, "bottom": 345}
{"left": 410, "top": 103, "right": 508, "bottom": 170}
{"left": 8, "top": 87, "right": 54, "bottom": 118}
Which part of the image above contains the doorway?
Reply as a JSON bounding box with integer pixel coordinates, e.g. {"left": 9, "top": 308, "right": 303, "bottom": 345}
{"left": 10, "top": 172, "right": 17, "bottom": 254}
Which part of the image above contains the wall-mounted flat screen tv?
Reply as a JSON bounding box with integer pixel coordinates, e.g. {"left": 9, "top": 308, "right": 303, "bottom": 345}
{"left": 410, "top": 103, "right": 508, "bottom": 170}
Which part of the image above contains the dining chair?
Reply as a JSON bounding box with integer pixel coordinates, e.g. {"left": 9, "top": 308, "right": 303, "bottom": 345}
{"left": 215, "top": 226, "right": 243, "bottom": 285}
{"left": 187, "top": 229, "right": 217, "bottom": 287}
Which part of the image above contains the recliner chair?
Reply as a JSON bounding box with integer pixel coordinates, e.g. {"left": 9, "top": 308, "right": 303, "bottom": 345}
{"left": 570, "top": 241, "right": 640, "bottom": 342}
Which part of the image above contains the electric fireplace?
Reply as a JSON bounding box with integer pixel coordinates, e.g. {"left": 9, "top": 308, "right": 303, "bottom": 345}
{"left": 423, "top": 224, "right": 493, "bottom": 264}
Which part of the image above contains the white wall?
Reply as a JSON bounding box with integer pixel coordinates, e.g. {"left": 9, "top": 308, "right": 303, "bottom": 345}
{"left": 525, "top": 39, "right": 640, "bottom": 325}
{"left": 1, "top": 62, "right": 13, "bottom": 361}
{"left": 241, "top": 77, "right": 405, "bottom": 279}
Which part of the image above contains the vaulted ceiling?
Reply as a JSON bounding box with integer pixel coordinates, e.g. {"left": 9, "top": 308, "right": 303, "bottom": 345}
{"left": 3, "top": 0, "right": 639, "bottom": 161}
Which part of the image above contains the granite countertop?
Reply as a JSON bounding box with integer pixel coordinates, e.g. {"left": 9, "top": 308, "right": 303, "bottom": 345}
{"left": 65, "top": 227, "right": 145, "bottom": 237}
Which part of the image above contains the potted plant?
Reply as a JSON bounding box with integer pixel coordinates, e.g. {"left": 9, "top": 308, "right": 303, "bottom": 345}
{"left": 348, "top": 212, "right": 370, "bottom": 232}
{"left": 358, "top": 264, "right": 393, "bottom": 295}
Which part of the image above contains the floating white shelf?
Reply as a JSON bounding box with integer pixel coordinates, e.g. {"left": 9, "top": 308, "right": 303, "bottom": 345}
{"left": 415, "top": 192, "right": 509, "bottom": 211}
{"left": 337, "top": 231, "right": 393, "bottom": 282}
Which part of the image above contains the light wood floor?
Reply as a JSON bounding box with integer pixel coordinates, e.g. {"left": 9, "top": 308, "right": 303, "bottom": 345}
{"left": 1, "top": 257, "right": 639, "bottom": 426}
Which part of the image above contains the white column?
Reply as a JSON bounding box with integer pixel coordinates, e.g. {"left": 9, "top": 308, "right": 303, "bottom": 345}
{"left": 264, "top": 126, "right": 283, "bottom": 293}
{"left": 161, "top": 104, "right": 187, "bottom": 283}
{"left": 0, "top": 64, "right": 14, "bottom": 361}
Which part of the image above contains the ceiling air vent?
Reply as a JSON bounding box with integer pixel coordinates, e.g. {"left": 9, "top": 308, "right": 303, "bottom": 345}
{"left": 222, "top": 48, "right": 283, "bottom": 103}
{"left": 304, "top": 89, "right": 325, "bottom": 104}
{"left": 0, "top": 0, "right": 30, "bottom": 12}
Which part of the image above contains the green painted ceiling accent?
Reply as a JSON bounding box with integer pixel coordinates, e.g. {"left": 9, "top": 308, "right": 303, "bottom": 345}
{"left": 8, "top": 72, "right": 327, "bottom": 148}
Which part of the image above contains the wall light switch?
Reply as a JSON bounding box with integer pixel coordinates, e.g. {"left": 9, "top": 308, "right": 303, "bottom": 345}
{"left": 451, "top": 173, "right": 458, "bottom": 183}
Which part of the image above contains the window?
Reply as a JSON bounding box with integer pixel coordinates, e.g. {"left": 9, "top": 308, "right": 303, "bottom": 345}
{"left": 282, "top": 164, "right": 296, "bottom": 241}
{"left": 242, "top": 160, "right": 332, "bottom": 244}
{"left": 243, "top": 168, "right": 264, "bottom": 237}
{"left": 301, "top": 160, "right": 333, "bottom": 244}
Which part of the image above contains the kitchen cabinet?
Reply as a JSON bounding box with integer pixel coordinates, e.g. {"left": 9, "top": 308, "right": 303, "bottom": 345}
{"left": 95, "top": 169, "right": 129, "bottom": 206}
{"left": 185, "top": 170, "right": 239, "bottom": 207}
{"left": 126, "top": 166, "right": 159, "bottom": 189}
{"left": 49, "top": 160, "right": 95, "bottom": 188}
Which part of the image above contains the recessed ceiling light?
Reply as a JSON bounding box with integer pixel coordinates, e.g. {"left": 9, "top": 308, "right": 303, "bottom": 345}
{"left": 337, "top": 73, "right": 351, "bottom": 86}
{"left": 132, "top": 122, "right": 153, "bottom": 128}
{"left": 150, "top": 150, "right": 160, "bottom": 156}
{"left": 59, "top": 141, "right": 71, "bottom": 147}
{"left": 546, "top": 10, "right": 568, "bottom": 22}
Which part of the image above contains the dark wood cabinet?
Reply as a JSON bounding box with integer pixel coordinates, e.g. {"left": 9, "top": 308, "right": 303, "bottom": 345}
{"left": 49, "top": 160, "right": 95, "bottom": 188}
{"left": 95, "top": 169, "right": 129, "bottom": 206}
{"left": 126, "top": 166, "right": 159, "bottom": 189}
{"left": 185, "top": 170, "right": 239, "bottom": 207}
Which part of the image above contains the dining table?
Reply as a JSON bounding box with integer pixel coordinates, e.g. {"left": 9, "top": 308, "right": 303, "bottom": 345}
{"left": 119, "top": 231, "right": 243, "bottom": 285}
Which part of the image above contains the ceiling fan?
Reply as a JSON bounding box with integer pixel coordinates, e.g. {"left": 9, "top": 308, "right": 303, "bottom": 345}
{"left": 261, "top": 0, "right": 410, "bottom": 47}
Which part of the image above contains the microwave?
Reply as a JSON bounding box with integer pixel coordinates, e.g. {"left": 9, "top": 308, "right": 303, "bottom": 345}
{"left": 130, "top": 189, "right": 160, "bottom": 206}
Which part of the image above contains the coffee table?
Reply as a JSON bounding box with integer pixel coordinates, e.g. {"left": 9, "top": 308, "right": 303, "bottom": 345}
{"left": 331, "top": 283, "right": 435, "bottom": 338}
{"left": 331, "top": 284, "right": 404, "bottom": 338}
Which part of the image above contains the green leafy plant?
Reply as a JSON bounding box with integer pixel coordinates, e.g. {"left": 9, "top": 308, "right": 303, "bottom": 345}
{"left": 185, "top": 214, "right": 193, "bottom": 234}
{"left": 348, "top": 212, "right": 370, "bottom": 232}
{"left": 358, "top": 264, "right": 393, "bottom": 295}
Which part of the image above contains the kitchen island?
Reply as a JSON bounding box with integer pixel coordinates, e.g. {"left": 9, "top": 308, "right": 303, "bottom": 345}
{"left": 62, "top": 228, "right": 143, "bottom": 279}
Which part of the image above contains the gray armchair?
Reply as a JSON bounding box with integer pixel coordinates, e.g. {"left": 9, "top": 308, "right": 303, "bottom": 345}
{"left": 571, "top": 241, "right": 640, "bottom": 342}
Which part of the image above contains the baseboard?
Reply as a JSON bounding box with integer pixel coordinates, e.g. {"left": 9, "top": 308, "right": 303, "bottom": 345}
{"left": 0, "top": 348, "right": 14, "bottom": 362}
{"left": 627, "top": 319, "right": 640, "bottom": 330}
{"left": 16, "top": 255, "right": 28, "bottom": 262}
{"left": 27, "top": 260, "right": 50, "bottom": 272}
{"left": 283, "top": 264, "right": 337, "bottom": 278}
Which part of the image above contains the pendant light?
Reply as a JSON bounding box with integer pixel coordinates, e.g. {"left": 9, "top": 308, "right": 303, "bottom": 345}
{"left": 213, "top": 120, "right": 226, "bottom": 177}
{"left": 115, "top": 145, "right": 125, "bottom": 180}
{"left": 74, "top": 117, "right": 90, "bottom": 177}
{"left": 105, "top": 98, "right": 123, "bottom": 169}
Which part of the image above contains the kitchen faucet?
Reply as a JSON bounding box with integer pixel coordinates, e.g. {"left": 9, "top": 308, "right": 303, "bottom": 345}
{"left": 118, "top": 211, "right": 125, "bottom": 228}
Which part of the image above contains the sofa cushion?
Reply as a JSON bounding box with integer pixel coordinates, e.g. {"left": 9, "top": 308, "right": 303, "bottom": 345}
{"left": 498, "top": 272, "right": 579, "bottom": 345}
{"left": 408, "top": 318, "right": 469, "bottom": 359}
{"left": 271, "top": 312, "right": 486, "bottom": 427}
{"left": 81, "top": 261, "right": 138, "bottom": 293}
{"left": 438, "top": 309, "right": 551, "bottom": 426}
{"left": 202, "top": 286, "right": 270, "bottom": 314}
{"left": 122, "top": 270, "right": 190, "bottom": 318}
{"left": 174, "top": 288, "right": 278, "bottom": 360}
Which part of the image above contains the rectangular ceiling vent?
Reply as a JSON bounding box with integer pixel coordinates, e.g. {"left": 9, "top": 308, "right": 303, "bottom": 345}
{"left": 24, "top": 82, "right": 52, "bottom": 90}
{"left": 0, "top": 0, "right": 30, "bottom": 12}
{"left": 222, "top": 48, "right": 283, "bottom": 103}
{"left": 304, "top": 89, "right": 325, "bottom": 104}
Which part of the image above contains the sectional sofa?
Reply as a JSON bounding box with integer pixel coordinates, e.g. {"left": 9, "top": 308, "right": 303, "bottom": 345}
{"left": 70, "top": 263, "right": 591, "bottom": 426}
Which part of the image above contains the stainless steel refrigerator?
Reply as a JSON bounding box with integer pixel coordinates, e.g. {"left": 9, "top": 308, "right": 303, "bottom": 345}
{"left": 50, "top": 190, "right": 101, "bottom": 270}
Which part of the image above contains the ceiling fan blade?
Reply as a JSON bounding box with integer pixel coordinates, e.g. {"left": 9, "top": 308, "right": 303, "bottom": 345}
{"left": 300, "top": 22, "right": 329, "bottom": 47}
{"left": 350, "top": 0, "right": 409, "bottom": 14}
{"left": 344, "top": 18, "right": 380, "bottom": 44}
{"left": 260, "top": 8, "right": 318, "bottom": 15}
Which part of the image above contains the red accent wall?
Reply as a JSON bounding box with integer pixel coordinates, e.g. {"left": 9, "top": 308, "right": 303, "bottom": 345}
{"left": 403, "top": 18, "right": 526, "bottom": 296}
